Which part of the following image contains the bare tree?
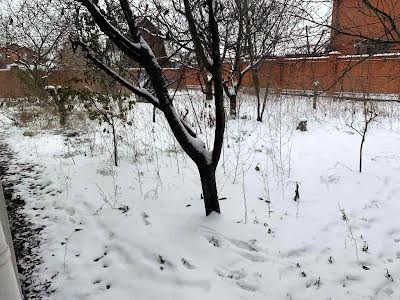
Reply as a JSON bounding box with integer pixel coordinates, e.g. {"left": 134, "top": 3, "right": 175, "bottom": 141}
{"left": 241, "top": 0, "right": 303, "bottom": 121}
{"left": 142, "top": 0, "right": 215, "bottom": 100}
{"left": 147, "top": 0, "right": 304, "bottom": 119}
{"left": 81, "top": 68, "right": 133, "bottom": 167}
{"left": 44, "top": 86, "right": 75, "bottom": 126}
{"left": 215, "top": 0, "right": 303, "bottom": 119}
{"left": 70, "top": 0, "right": 225, "bottom": 216}
{"left": 0, "top": 0, "right": 69, "bottom": 78}
{"left": 346, "top": 101, "right": 378, "bottom": 173}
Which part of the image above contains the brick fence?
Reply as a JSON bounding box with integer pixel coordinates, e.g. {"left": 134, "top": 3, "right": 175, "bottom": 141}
{"left": 1, "top": 52, "right": 400, "bottom": 99}
{"left": 258, "top": 53, "right": 400, "bottom": 95}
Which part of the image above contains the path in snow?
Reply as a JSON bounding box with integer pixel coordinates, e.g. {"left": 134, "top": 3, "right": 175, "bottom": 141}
{"left": 0, "top": 132, "right": 55, "bottom": 299}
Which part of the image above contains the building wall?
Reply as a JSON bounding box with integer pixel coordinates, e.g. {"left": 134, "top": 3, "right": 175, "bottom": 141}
{"left": 0, "top": 45, "right": 38, "bottom": 69}
{"left": 331, "top": 0, "right": 400, "bottom": 54}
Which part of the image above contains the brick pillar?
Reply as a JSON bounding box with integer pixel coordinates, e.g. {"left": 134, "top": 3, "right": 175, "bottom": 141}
{"left": 327, "top": 51, "right": 340, "bottom": 96}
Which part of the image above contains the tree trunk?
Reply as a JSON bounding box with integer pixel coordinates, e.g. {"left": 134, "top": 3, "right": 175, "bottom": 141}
{"left": 205, "top": 80, "right": 213, "bottom": 101}
{"left": 199, "top": 166, "right": 220, "bottom": 216}
{"left": 359, "top": 136, "right": 365, "bottom": 173}
{"left": 229, "top": 95, "right": 237, "bottom": 118}
{"left": 313, "top": 90, "right": 318, "bottom": 110}
{"left": 256, "top": 94, "right": 261, "bottom": 121}
{"left": 152, "top": 106, "right": 156, "bottom": 123}
{"left": 111, "top": 123, "right": 118, "bottom": 167}
{"left": 252, "top": 70, "right": 262, "bottom": 121}
{"left": 257, "top": 84, "right": 269, "bottom": 122}
{"left": 118, "top": 97, "right": 125, "bottom": 120}
{"left": 313, "top": 82, "right": 318, "bottom": 110}
{"left": 57, "top": 94, "right": 68, "bottom": 127}
{"left": 58, "top": 103, "right": 67, "bottom": 127}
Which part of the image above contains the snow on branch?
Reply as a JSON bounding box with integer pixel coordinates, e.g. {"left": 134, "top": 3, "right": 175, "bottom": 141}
{"left": 75, "top": 41, "right": 161, "bottom": 108}
{"left": 78, "top": 0, "right": 143, "bottom": 61}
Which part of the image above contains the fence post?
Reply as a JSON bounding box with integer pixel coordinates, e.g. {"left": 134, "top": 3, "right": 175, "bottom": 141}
{"left": 278, "top": 57, "right": 284, "bottom": 93}
{"left": 313, "top": 81, "right": 319, "bottom": 109}
{"left": 328, "top": 51, "right": 340, "bottom": 96}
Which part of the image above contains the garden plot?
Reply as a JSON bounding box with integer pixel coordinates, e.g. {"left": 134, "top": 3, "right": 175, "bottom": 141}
{"left": 2, "top": 94, "right": 400, "bottom": 300}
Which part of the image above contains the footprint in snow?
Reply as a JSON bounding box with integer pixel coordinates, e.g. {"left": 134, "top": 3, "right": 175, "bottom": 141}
{"left": 216, "top": 268, "right": 247, "bottom": 280}
{"left": 340, "top": 274, "right": 362, "bottom": 288}
{"left": 64, "top": 206, "right": 76, "bottom": 216}
{"left": 216, "top": 268, "right": 259, "bottom": 292}
{"left": 227, "top": 238, "right": 259, "bottom": 252}
{"left": 285, "top": 246, "right": 312, "bottom": 258}
{"left": 142, "top": 212, "right": 151, "bottom": 225}
{"left": 206, "top": 235, "right": 220, "bottom": 247}
{"left": 181, "top": 258, "right": 196, "bottom": 269}
{"left": 236, "top": 280, "right": 259, "bottom": 292}
{"left": 239, "top": 251, "right": 267, "bottom": 263}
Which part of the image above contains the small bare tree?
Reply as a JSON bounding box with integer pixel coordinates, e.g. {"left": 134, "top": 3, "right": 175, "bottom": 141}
{"left": 44, "top": 85, "right": 74, "bottom": 127}
{"left": 81, "top": 69, "right": 133, "bottom": 167}
{"left": 220, "top": 0, "right": 304, "bottom": 119}
{"left": 346, "top": 101, "right": 378, "bottom": 173}
{"left": 70, "top": 0, "right": 225, "bottom": 216}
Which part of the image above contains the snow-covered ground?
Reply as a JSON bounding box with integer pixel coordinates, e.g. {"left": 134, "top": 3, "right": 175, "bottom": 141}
{"left": 2, "top": 94, "right": 400, "bottom": 299}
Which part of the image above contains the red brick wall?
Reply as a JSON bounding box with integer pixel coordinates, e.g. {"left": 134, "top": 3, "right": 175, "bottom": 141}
{"left": 1, "top": 54, "right": 400, "bottom": 99}
{"left": 233, "top": 53, "right": 400, "bottom": 95}
{"left": 0, "top": 68, "right": 32, "bottom": 98}
{"left": 186, "top": 54, "right": 400, "bottom": 95}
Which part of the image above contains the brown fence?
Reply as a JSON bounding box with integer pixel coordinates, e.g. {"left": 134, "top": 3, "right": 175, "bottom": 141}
{"left": 1, "top": 53, "right": 400, "bottom": 99}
